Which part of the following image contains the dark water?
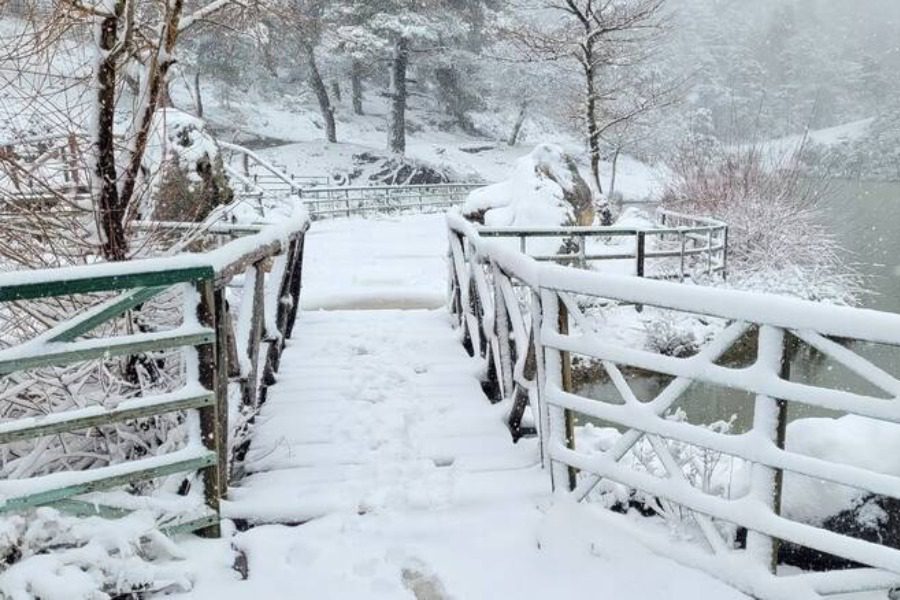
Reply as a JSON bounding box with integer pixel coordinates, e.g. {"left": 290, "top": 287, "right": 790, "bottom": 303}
{"left": 579, "top": 180, "right": 900, "bottom": 432}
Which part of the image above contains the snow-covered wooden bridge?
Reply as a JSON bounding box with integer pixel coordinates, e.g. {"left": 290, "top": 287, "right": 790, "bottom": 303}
{"left": 3, "top": 183, "right": 900, "bottom": 599}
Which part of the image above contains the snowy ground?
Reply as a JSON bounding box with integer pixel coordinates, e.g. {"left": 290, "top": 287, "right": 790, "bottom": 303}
{"left": 171, "top": 501, "right": 747, "bottom": 600}
{"left": 159, "top": 214, "right": 750, "bottom": 599}
{"left": 189, "top": 83, "right": 666, "bottom": 200}
{"left": 299, "top": 213, "right": 449, "bottom": 311}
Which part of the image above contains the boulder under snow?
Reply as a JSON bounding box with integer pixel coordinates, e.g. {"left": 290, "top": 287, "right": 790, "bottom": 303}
{"left": 461, "top": 144, "right": 595, "bottom": 227}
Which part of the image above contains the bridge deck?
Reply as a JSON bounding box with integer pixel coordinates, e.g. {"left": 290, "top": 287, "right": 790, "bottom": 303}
{"left": 191, "top": 214, "right": 747, "bottom": 599}
{"left": 225, "top": 308, "right": 544, "bottom": 522}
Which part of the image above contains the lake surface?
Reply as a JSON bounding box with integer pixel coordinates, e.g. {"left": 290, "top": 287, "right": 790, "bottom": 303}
{"left": 579, "top": 180, "right": 900, "bottom": 432}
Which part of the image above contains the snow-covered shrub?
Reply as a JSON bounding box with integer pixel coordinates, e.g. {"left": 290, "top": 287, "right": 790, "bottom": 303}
{"left": 662, "top": 138, "right": 861, "bottom": 303}
{"left": 643, "top": 315, "right": 700, "bottom": 358}
{"left": 462, "top": 144, "right": 594, "bottom": 227}
{"left": 0, "top": 508, "right": 191, "bottom": 599}
{"left": 578, "top": 415, "right": 742, "bottom": 542}
{"left": 144, "top": 109, "right": 233, "bottom": 222}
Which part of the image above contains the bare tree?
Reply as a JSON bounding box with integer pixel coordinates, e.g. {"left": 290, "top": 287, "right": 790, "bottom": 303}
{"left": 61, "top": 0, "right": 253, "bottom": 260}
{"left": 505, "top": 0, "right": 667, "bottom": 195}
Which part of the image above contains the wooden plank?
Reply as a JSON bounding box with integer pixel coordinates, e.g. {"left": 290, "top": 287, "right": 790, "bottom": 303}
{"left": 0, "top": 266, "right": 213, "bottom": 302}
{"left": 0, "top": 390, "right": 213, "bottom": 444}
{"left": 0, "top": 451, "right": 216, "bottom": 513}
{"left": 50, "top": 498, "right": 219, "bottom": 537}
{"left": 49, "top": 498, "right": 131, "bottom": 519}
{"left": 161, "top": 513, "right": 220, "bottom": 536}
{"left": 0, "top": 329, "right": 214, "bottom": 376}
{"left": 49, "top": 285, "right": 169, "bottom": 343}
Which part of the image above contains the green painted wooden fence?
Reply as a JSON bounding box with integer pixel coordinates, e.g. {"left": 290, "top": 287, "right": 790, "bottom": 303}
{"left": 0, "top": 215, "right": 309, "bottom": 538}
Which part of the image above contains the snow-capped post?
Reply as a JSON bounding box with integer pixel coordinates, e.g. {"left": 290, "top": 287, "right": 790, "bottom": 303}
{"left": 285, "top": 234, "right": 306, "bottom": 339}
{"left": 238, "top": 263, "right": 265, "bottom": 409}
{"left": 213, "top": 287, "right": 230, "bottom": 495}
{"left": 745, "top": 325, "right": 790, "bottom": 572}
{"left": 194, "top": 279, "right": 223, "bottom": 538}
{"left": 558, "top": 298, "right": 578, "bottom": 492}
{"left": 542, "top": 289, "right": 577, "bottom": 492}
{"left": 636, "top": 231, "right": 647, "bottom": 311}
{"left": 531, "top": 290, "right": 549, "bottom": 467}
{"left": 722, "top": 226, "right": 729, "bottom": 280}
{"left": 492, "top": 263, "right": 515, "bottom": 402}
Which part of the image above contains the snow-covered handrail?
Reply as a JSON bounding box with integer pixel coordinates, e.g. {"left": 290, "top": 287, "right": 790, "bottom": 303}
{"left": 465, "top": 209, "right": 728, "bottom": 280}
{"left": 447, "top": 211, "right": 900, "bottom": 597}
{"left": 0, "top": 212, "right": 311, "bottom": 540}
{"left": 219, "top": 141, "right": 309, "bottom": 193}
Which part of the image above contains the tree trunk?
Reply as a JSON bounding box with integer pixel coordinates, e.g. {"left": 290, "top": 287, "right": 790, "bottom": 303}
{"left": 331, "top": 80, "right": 341, "bottom": 102}
{"left": 609, "top": 146, "right": 622, "bottom": 198}
{"left": 585, "top": 53, "right": 603, "bottom": 195}
{"left": 508, "top": 101, "right": 528, "bottom": 146}
{"left": 160, "top": 79, "right": 174, "bottom": 108}
{"left": 351, "top": 60, "right": 364, "bottom": 115}
{"left": 388, "top": 37, "right": 409, "bottom": 155}
{"left": 306, "top": 45, "right": 336, "bottom": 143}
{"left": 195, "top": 71, "right": 204, "bottom": 118}
{"left": 118, "top": 0, "right": 184, "bottom": 222}
{"left": 92, "top": 2, "right": 128, "bottom": 262}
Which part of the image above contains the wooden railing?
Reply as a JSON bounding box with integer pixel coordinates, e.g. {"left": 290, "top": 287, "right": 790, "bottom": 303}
{"left": 0, "top": 212, "right": 309, "bottom": 538}
{"left": 0, "top": 132, "right": 90, "bottom": 199}
{"left": 477, "top": 208, "right": 727, "bottom": 280}
{"left": 447, "top": 211, "right": 900, "bottom": 598}
{"left": 220, "top": 141, "right": 329, "bottom": 195}
{"left": 298, "top": 183, "right": 484, "bottom": 219}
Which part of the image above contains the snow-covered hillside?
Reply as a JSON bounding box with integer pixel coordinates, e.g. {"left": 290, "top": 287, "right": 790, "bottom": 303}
{"left": 171, "top": 82, "right": 666, "bottom": 200}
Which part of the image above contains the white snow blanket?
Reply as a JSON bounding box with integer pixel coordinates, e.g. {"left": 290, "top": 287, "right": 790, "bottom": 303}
{"left": 461, "top": 143, "right": 577, "bottom": 228}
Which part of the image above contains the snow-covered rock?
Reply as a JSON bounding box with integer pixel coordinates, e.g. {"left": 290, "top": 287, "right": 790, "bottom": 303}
{"left": 782, "top": 415, "right": 900, "bottom": 526}
{"left": 461, "top": 144, "right": 593, "bottom": 227}
{"left": 143, "top": 108, "right": 233, "bottom": 221}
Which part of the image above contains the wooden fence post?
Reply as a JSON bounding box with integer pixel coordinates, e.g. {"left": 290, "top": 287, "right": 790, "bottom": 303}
{"left": 194, "top": 280, "right": 222, "bottom": 538}
{"left": 492, "top": 264, "right": 514, "bottom": 400}
{"left": 541, "top": 290, "right": 578, "bottom": 492}
{"left": 746, "top": 325, "right": 789, "bottom": 572}
{"left": 636, "top": 231, "right": 646, "bottom": 278}
{"left": 241, "top": 262, "right": 266, "bottom": 409}
{"left": 636, "top": 231, "right": 646, "bottom": 312}
{"left": 212, "top": 287, "right": 230, "bottom": 496}
{"left": 558, "top": 298, "right": 578, "bottom": 492}
{"left": 284, "top": 233, "right": 306, "bottom": 339}
{"left": 722, "top": 226, "right": 729, "bottom": 281}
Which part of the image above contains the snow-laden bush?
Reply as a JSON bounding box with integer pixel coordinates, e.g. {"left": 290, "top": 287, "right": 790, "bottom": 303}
{"left": 662, "top": 138, "right": 861, "bottom": 303}
{"left": 462, "top": 144, "right": 595, "bottom": 227}
{"left": 643, "top": 315, "right": 700, "bottom": 358}
{"left": 0, "top": 508, "right": 191, "bottom": 599}
{"left": 143, "top": 109, "right": 233, "bottom": 222}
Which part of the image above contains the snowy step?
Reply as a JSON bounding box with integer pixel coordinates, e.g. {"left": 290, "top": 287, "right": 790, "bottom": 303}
{"left": 225, "top": 465, "right": 548, "bottom": 524}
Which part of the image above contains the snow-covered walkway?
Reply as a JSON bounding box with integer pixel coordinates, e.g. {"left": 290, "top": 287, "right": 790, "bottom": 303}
{"left": 172, "top": 214, "right": 747, "bottom": 599}
{"left": 224, "top": 308, "right": 543, "bottom": 523}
